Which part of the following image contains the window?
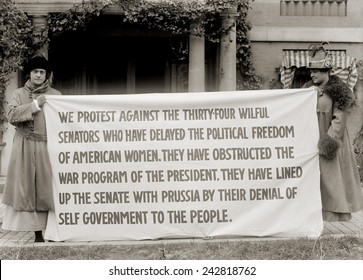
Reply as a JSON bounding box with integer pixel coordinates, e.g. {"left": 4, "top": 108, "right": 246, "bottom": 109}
{"left": 280, "top": 0, "right": 347, "bottom": 16}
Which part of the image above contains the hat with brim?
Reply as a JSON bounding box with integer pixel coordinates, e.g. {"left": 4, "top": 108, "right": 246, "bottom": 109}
{"left": 25, "top": 55, "right": 50, "bottom": 74}
{"left": 306, "top": 42, "right": 333, "bottom": 69}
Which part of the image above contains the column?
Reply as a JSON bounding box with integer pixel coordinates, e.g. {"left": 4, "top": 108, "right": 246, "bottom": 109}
{"left": 188, "top": 20, "right": 205, "bottom": 92}
{"left": 31, "top": 15, "right": 48, "bottom": 58}
{"left": 219, "top": 8, "right": 238, "bottom": 91}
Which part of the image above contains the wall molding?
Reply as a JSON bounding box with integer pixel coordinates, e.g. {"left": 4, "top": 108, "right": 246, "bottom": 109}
{"left": 250, "top": 26, "right": 363, "bottom": 43}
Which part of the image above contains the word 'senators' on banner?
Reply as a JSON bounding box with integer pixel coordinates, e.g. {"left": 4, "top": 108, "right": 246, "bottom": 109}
{"left": 43, "top": 89, "right": 322, "bottom": 241}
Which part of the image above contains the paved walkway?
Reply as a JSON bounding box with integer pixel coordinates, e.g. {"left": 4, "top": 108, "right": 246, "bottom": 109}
{"left": 0, "top": 191, "right": 362, "bottom": 246}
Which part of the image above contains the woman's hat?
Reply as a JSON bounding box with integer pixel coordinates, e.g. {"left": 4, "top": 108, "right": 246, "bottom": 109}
{"left": 307, "top": 42, "right": 333, "bottom": 69}
{"left": 24, "top": 55, "right": 50, "bottom": 74}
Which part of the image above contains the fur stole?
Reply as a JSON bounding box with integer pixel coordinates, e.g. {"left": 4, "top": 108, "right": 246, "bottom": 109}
{"left": 323, "top": 75, "right": 355, "bottom": 111}
{"left": 304, "top": 75, "right": 355, "bottom": 111}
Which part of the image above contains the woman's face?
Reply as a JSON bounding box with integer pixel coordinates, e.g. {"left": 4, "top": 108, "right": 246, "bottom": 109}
{"left": 309, "top": 69, "right": 329, "bottom": 86}
{"left": 30, "top": 69, "right": 46, "bottom": 86}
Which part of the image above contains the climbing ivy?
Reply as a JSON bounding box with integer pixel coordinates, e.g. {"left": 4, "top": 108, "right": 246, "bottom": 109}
{"left": 48, "top": 0, "right": 121, "bottom": 39}
{"left": 236, "top": 0, "right": 263, "bottom": 90}
{"left": 0, "top": 0, "right": 262, "bottom": 131}
{"left": 46, "top": 0, "right": 262, "bottom": 89}
{"left": 0, "top": 0, "right": 34, "bottom": 141}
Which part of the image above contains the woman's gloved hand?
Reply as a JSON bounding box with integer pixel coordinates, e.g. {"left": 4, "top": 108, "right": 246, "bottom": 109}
{"left": 36, "top": 95, "right": 46, "bottom": 107}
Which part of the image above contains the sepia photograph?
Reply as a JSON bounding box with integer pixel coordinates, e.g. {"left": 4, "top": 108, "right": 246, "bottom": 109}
{"left": 0, "top": 0, "right": 362, "bottom": 278}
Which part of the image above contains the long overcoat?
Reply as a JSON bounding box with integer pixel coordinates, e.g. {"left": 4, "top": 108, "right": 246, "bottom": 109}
{"left": 304, "top": 75, "right": 363, "bottom": 215}
{"left": 2, "top": 85, "right": 61, "bottom": 212}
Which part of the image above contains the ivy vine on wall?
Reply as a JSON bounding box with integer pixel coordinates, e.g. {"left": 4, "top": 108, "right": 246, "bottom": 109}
{"left": 0, "top": 0, "right": 33, "bottom": 139}
{"left": 0, "top": 0, "right": 262, "bottom": 134}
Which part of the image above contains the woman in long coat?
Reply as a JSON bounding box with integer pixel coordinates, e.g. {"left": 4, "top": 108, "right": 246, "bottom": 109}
{"left": 2, "top": 56, "right": 61, "bottom": 242}
{"left": 303, "top": 43, "right": 363, "bottom": 222}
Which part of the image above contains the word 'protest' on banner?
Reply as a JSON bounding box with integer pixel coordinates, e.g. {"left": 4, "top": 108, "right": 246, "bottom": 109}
{"left": 44, "top": 89, "right": 322, "bottom": 241}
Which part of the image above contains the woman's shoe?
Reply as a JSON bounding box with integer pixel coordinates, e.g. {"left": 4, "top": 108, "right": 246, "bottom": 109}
{"left": 34, "top": 231, "right": 45, "bottom": 242}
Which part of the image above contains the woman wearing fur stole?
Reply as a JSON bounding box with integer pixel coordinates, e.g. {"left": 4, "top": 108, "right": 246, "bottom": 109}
{"left": 303, "top": 42, "right": 363, "bottom": 222}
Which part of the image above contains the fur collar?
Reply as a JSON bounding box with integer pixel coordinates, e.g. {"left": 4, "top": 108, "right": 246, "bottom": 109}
{"left": 324, "top": 75, "right": 355, "bottom": 111}
{"left": 305, "top": 75, "right": 355, "bottom": 111}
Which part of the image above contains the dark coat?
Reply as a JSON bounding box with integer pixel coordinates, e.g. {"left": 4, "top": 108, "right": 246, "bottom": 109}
{"left": 303, "top": 75, "right": 363, "bottom": 214}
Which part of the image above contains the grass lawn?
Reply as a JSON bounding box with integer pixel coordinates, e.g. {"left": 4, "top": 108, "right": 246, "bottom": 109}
{"left": 0, "top": 235, "right": 362, "bottom": 260}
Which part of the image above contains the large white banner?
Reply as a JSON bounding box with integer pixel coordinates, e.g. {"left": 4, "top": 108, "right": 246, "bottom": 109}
{"left": 43, "top": 89, "right": 322, "bottom": 241}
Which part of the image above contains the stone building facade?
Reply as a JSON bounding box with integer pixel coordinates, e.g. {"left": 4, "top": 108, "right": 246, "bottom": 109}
{"left": 248, "top": 0, "right": 363, "bottom": 136}
{"left": 248, "top": 0, "right": 362, "bottom": 90}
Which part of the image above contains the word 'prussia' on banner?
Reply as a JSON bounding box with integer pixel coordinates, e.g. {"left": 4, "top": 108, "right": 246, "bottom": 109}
{"left": 43, "top": 88, "right": 322, "bottom": 241}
